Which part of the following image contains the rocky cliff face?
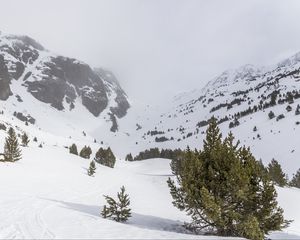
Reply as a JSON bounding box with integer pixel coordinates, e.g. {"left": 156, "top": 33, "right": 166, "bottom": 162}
{"left": 0, "top": 32, "right": 129, "bottom": 119}
{"left": 0, "top": 55, "right": 11, "bottom": 100}
{"left": 94, "top": 68, "right": 130, "bottom": 118}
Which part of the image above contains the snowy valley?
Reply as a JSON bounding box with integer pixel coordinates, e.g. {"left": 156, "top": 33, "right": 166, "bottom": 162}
{"left": 1, "top": 31, "right": 300, "bottom": 239}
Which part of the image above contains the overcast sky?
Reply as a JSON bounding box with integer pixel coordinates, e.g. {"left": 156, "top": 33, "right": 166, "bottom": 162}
{"left": 1, "top": 0, "right": 300, "bottom": 103}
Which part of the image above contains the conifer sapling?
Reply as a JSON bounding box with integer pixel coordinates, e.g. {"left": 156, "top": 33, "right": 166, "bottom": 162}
{"left": 101, "top": 186, "right": 131, "bottom": 222}
{"left": 4, "top": 127, "right": 22, "bottom": 162}
{"left": 87, "top": 160, "right": 96, "bottom": 176}
{"left": 21, "top": 133, "right": 30, "bottom": 147}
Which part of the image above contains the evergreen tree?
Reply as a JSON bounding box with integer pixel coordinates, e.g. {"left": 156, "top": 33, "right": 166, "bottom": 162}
{"left": 169, "top": 149, "right": 185, "bottom": 176}
{"left": 106, "top": 147, "right": 116, "bottom": 168}
{"left": 33, "top": 136, "right": 38, "bottom": 142}
{"left": 69, "top": 143, "right": 78, "bottom": 155}
{"left": 101, "top": 186, "right": 131, "bottom": 222}
{"left": 21, "top": 133, "right": 30, "bottom": 147}
{"left": 257, "top": 159, "right": 268, "bottom": 176}
{"left": 289, "top": 168, "right": 300, "bottom": 188}
{"left": 267, "top": 159, "right": 288, "bottom": 187}
{"left": 80, "top": 146, "right": 92, "bottom": 159}
{"left": 101, "top": 205, "right": 109, "bottom": 219}
{"left": 4, "top": 127, "right": 22, "bottom": 162}
{"left": 125, "top": 153, "right": 133, "bottom": 161}
{"left": 268, "top": 111, "right": 275, "bottom": 119}
{"left": 167, "top": 118, "right": 289, "bottom": 239}
{"left": 276, "top": 114, "right": 285, "bottom": 121}
{"left": 87, "top": 160, "right": 96, "bottom": 176}
{"left": 95, "top": 147, "right": 116, "bottom": 168}
{"left": 295, "top": 105, "right": 300, "bottom": 115}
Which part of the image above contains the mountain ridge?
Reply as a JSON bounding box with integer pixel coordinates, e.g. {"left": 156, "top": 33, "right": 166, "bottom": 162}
{"left": 0, "top": 32, "right": 130, "bottom": 120}
{"left": 1, "top": 32, "right": 300, "bottom": 176}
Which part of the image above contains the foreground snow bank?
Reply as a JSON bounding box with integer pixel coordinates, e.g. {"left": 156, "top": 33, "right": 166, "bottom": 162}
{"left": 0, "top": 146, "right": 242, "bottom": 239}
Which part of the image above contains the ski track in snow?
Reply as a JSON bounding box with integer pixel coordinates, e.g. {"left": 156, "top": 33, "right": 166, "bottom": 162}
{"left": 0, "top": 196, "right": 54, "bottom": 239}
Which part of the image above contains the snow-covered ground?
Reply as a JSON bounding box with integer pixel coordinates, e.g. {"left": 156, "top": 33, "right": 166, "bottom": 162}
{"left": 0, "top": 140, "right": 298, "bottom": 239}
{"left": 0, "top": 144, "right": 239, "bottom": 239}
{"left": 1, "top": 79, "right": 300, "bottom": 238}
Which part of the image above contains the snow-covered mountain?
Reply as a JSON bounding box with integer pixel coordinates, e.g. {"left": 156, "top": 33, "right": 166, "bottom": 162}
{"left": 0, "top": 32, "right": 130, "bottom": 128}
{"left": 1, "top": 32, "right": 300, "bottom": 238}
{"left": 132, "top": 55, "right": 300, "bottom": 176}
{"left": 2, "top": 31, "right": 300, "bottom": 176}
{"left": 2, "top": 31, "right": 300, "bottom": 177}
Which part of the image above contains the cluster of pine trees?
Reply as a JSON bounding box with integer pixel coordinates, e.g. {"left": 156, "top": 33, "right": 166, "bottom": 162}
{"left": 69, "top": 144, "right": 116, "bottom": 176}
{"left": 94, "top": 147, "right": 116, "bottom": 168}
{"left": 69, "top": 144, "right": 116, "bottom": 167}
{"left": 80, "top": 146, "right": 92, "bottom": 159}
{"left": 267, "top": 158, "right": 300, "bottom": 189}
{"left": 167, "top": 118, "right": 289, "bottom": 240}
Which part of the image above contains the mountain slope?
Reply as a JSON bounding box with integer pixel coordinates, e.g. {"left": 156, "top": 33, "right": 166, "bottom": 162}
{"left": 0, "top": 120, "right": 232, "bottom": 239}
{"left": 2, "top": 31, "right": 300, "bottom": 177}
{"left": 128, "top": 55, "right": 300, "bottom": 176}
{"left": 0, "top": 136, "right": 298, "bottom": 239}
{"left": 0, "top": 32, "right": 129, "bottom": 131}
{"left": 1, "top": 31, "right": 300, "bottom": 239}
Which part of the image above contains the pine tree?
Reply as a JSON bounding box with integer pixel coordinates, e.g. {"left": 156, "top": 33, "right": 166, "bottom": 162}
{"left": 21, "top": 133, "right": 30, "bottom": 147}
{"left": 268, "top": 111, "right": 275, "bottom": 119}
{"left": 167, "top": 118, "right": 289, "bottom": 239}
{"left": 94, "top": 147, "right": 105, "bottom": 164}
{"left": 290, "top": 168, "right": 300, "bottom": 188}
{"left": 125, "top": 153, "right": 133, "bottom": 161}
{"left": 295, "top": 105, "right": 300, "bottom": 115}
{"left": 101, "top": 205, "right": 110, "bottom": 218}
{"left": 4, "top": 127, "right": 22, "bottom": 162}
{"left": 87, "top": 160, "right": 96, "bottom": 176}
{"left": 106, "top": 147, "right": 116, "bottom": 168}
{"left": 69, "top": 143, "right": 78, "bottom": 155}
{"left": 267, "top": 159, "right": 288, "bottom": 187}
{"left": 276, "top": 114, "right": 285, "bottom": 121}
{"left": 80, "top": 146, "right": 92, "bottom": 159}
{"left": 116, "top": 186, "right": 131, "bottom": 222}
{"left": 95, "top": 147, "right": 116, "bottom": 168}
{"left": 101, "top": 186, "right": 131, "bottom": 222}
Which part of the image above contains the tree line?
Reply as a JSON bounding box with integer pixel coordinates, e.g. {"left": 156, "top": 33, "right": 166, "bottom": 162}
{"left": 125, "top": 148, "right": 184, "bottom": 162}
